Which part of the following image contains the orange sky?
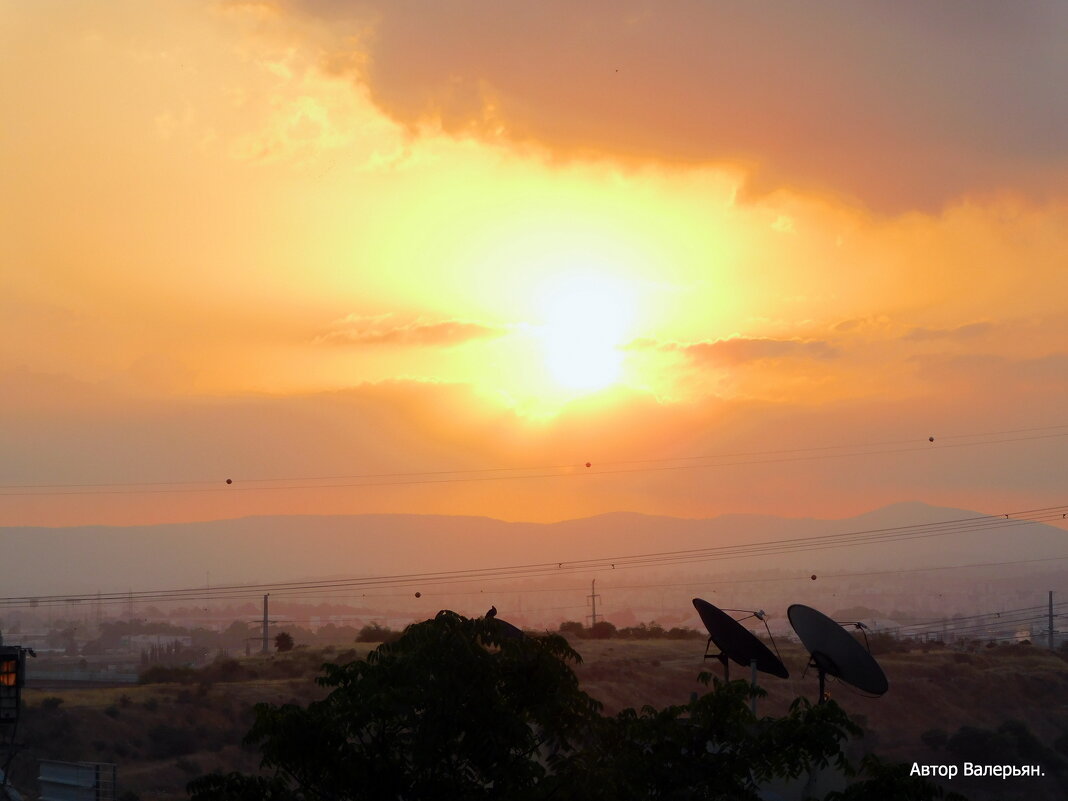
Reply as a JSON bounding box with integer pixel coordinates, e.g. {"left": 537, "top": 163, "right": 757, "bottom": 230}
{"left": 3, "top": 1, "right": 1068, "bottom": 527}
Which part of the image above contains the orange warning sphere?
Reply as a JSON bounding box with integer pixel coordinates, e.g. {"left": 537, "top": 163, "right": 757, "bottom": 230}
{"left": 414, "top": 591, "right": 421, "bottom": 598}
{"left": 585, "top": 462, "right": 592, "bottom": 468}
{"left": 928, "top": 436, "right": 934, "bottom": 442}
{"left": 225, "top": 478, "right": 232, "bottom": 484}
{"left": 810, "top": 574, "right": 817, "bottom": 581}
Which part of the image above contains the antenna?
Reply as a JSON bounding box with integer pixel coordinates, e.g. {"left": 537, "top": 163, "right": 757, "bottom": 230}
{"left": 787, "top": 604, "right": 888, "bottom": 704}
{"left": 692, "top": 598, "right": 789, "bottom": 681}
{"left": 262, "top": 594, "right": 269, "bottom": 654}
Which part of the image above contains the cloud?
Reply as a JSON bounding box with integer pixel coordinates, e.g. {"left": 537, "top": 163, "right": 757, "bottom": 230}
{"left": 314, "top": 313, "right": 507, "bottom": 347}
{"left": 903, "top": 322, "right": 994, "bottom": 342}
{"left": 288, "top": 0, "right": 1068, "bottom": 213}
{"left": 912, "top": 351, "right": 1068, "bottom": 389}
{"left": 634, "top": 336, "right": 837, "bottom": 366}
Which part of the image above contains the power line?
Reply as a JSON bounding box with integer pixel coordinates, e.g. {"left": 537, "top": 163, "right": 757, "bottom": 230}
{"left": 877, "top": 603, "right": 1068, "bottom": 637}
{"left": 3, "top": 424, "right": 1067, "bottom": 497}
{"left": 1, "top": 504, "right": 1066, "bottom": 612}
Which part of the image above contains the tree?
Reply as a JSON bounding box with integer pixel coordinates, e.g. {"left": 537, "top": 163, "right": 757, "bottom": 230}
{"left": 188, "top": 610, "right": 952, "bottom": 801}
{"left": 588, "top": 620, "right": 617, "bottom": 639}
{"left": 190, "top": 611, "right": 597, "bottom": 800}
{"left": 920, "top": 727, "right": 948, "bottom": 751}
{"left": 355, "top": 622, "right": 400, "bottom": 643}
{"left": 274, "top": 632, "right": 294, "bottom": 653}
{"left": 558, "top": 620, "right": 585, "bottom": 636}
{"left": 824, "top": 755, "right": 968, "bottom": 801}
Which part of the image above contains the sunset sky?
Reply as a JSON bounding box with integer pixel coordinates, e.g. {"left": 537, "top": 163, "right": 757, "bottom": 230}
{"left": 4, "top": 1, "right": 1068, "bottom": 527}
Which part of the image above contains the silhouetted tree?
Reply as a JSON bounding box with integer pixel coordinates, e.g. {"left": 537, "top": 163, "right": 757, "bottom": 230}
{"left": 274, "top": 632, "right": 294, "bottom": 652}
{"left": 355, "top": 622, "right": 400, "bottom": 643}
{"left": 921, "top": 727, "right": 949, "bottom": 751}
{"left": 588, "top": 620, "right": 617, "bottom": 639}
{"left": 188, "top": 610, "right": 956, "bottom": 801}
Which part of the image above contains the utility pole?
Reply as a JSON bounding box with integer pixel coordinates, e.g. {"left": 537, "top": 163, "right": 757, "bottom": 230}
{"left": 586, "top": 580, "right": 600, "bottom": 627}
{"left": 1050, "top": 591, "right": 1055, "bottom": 651}
{"left": 262, "top": 594, "right": 269, "bottom": 654}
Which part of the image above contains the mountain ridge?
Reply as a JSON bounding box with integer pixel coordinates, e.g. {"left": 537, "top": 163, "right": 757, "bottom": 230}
{"left": 2, "top": 501, "right": 1063, "bottom": 597}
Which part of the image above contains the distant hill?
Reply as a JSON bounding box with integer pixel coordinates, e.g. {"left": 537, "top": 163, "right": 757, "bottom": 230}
{"left": 1, "top": 501, "right": 1065, "bottom": 597}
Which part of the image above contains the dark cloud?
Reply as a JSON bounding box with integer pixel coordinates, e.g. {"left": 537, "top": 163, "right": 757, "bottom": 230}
{"left": 314, "top": 314, "right": 506, "bottom": 347}
{"left": 292, "top": 0, "right": 1068, "bottom": 213}
{"left": 633, "top": 336, "right": 836, "bottom": 365}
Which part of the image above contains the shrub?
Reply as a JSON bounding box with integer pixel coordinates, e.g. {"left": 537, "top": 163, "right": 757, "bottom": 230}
{"left": 274, "top": 632, "right": 294, "bottom": 652}
{"left": 356, "top": 623, "right": 401, "bottom": 643}
{"left": 589, "top": 621, "right": 617, "bottom": 639}
{"left": 921, "top": 728, "right": 948, "bottom": 751}
{"left": 148, "top": 724, "right": 198, "bottom": 758}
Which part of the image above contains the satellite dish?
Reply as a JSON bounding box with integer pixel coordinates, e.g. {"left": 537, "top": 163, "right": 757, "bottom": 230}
{"left": 788, "top": 604, "right": 888, "bottom": 701}
{"left": 692, "top": 598, "right": 788, "bottom": 680}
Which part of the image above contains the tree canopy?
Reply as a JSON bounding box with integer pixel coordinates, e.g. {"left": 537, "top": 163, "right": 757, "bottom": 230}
{"left": 188, "top": 610, "right": 961, "bottom": 801}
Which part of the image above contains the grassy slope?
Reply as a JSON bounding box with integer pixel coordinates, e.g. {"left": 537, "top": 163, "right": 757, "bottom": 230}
{"left": 571, "top": 638, "right": 1068, "bottom": 801}
{"left": 8, "top": 640, "right": 1068, "bottom": 800}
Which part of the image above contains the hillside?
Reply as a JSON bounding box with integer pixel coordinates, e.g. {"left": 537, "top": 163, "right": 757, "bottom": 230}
{"left": 6, "top": 638, "right": 1067, "bottom": 801}
{"left": 2, "top": 502, "right": 1066, "bottom": 598}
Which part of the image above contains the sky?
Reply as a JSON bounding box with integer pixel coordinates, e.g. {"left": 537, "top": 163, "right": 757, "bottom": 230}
{"left": 3, "top": 0, "right": 1068, "bottom": 527}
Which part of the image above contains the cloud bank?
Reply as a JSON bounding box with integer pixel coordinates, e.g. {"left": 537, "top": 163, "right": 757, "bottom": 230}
{"left": 314, "top": 313, "right": 506, "bottom": 346}
{"left": 292, "top": 0, "right": 1068, "bottom": 213}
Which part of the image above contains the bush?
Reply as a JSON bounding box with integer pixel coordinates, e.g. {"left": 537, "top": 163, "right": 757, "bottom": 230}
{"left": 947, "top": 720, "right": 1065, "bottom": 775}
{"left": 588, "top": 621, "right": 617, "bottom": 639}
{"left": 356, "top": 623, "right": 401, "bottom": 643}
{"left": 203, "top": 658, "right": 253, "bottom": 683}
{"left": 40, "top": 696, "right": 64, "bottom": 711}
{"left": 921, "top": 728, "right": 948, "bottom": 751}
{"left": 274, "top": 632, "right": 294, "bottom": 652}
{"left": 148, "top": 724, "right": 198, "bottom": 758}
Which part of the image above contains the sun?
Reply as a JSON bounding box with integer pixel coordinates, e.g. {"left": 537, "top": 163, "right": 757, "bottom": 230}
{"left": 536, "top": 274, "right": 635, "bottom": 392}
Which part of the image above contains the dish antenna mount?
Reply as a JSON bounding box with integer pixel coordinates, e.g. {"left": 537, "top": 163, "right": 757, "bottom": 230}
{"left": 692, "top": 598, "right": 788, "bottom": 681}
{"left": 787, "top": 603, "right": 888, "bottom": 703}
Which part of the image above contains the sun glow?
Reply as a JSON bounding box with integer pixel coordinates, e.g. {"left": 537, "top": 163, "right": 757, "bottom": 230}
{"left": 536, "top": 275, "right": 636, "bottom": 391}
